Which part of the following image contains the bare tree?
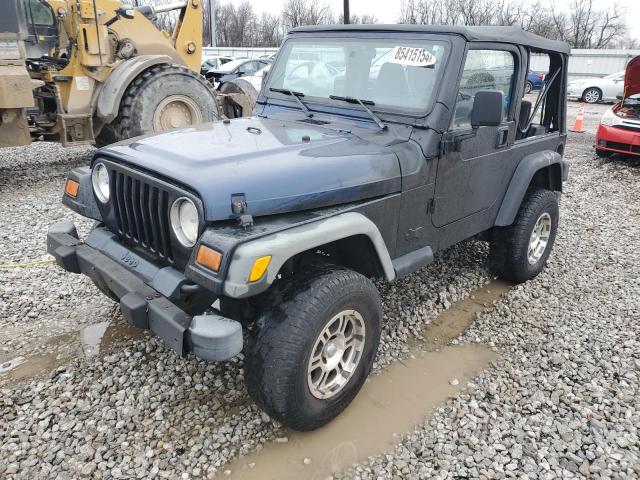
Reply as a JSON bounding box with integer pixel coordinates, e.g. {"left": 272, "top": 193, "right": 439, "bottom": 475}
{"left": 255, "top": 13, "right": 284, "bottom": 47}
{"left": 336, "top": 13, "right": 379, "bottom": 24}
{"left": 397, "top": 0, "right": 629, "bottom": 49}
{"left": 282, "top": 0, "right": 331, "bottom": 29}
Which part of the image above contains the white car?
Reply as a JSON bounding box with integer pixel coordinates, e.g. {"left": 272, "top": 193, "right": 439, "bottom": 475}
{"left": 567, "top": 71, "right": 625, "bottom": 103}
{"left": 200, "top": 56, "right": 234, "bottom": 76}
{"left": 242, "top": 64, "right": 272, "bottom": 92}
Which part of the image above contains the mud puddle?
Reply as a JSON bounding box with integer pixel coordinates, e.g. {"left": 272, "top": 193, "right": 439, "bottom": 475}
{"left": 0, "top": 319, "right": 146, "bottom": 386}
{"left": 420, "top": 279, "right": 512, "bottom": 350}
{"left": 221, "top": 280, "right": 511, "bottom": 480}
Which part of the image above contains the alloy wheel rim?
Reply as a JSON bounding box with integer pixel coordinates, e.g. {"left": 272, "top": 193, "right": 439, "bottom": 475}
{"left": 528, "top": 212, "right": 552, "bottom": 265}
{"left": 152, "top": 95, "right": 203, "bottom": 131}
{"left": 307, "top": 309, "right": 366, "bottom": 400}
{"left": 584, "top": 89, "right": 599, "bottom": 103}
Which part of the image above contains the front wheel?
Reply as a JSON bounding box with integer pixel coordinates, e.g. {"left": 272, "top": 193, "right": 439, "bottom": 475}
{"left": 489, "top": 190, "right": 559, "bottom": 284}
{"left": 582, "top": 87, "right": 602, "bottom": 104}
{"left": 595, "top": 148, "right": 612, "bottom": 158}
{"left": 244, "top": 263, "right": 382, "bottom": 431}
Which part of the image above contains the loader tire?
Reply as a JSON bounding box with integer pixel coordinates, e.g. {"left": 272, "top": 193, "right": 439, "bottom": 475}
{"left": 96, "top": 64, "right": 218, "bottom": 146}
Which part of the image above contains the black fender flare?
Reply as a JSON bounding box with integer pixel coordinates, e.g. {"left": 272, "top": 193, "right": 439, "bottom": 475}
{"left": 495, "top": 150, "right": 569, "bottom": 226}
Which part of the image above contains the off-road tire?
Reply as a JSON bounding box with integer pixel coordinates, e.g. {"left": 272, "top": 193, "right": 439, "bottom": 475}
{"left": 96, "top": 64, "right": 218, "bottom": 146}
{"left": 489, "top": 189, "right": 559, "bottom": 284}
{"left": 582, "top": 87, "right": 602, "bottom": 104}
{"left": 595, "top": 148, "right": 612, "bottom": 158}
{"left": 244, "top": 263, "right": 382, "bottom": 431}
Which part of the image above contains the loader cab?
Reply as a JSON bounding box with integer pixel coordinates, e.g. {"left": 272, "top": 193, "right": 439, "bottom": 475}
{"left": 22, "top": 0, "right": 58, "bottom": 59}
{"left": 1, "top": 0, "right": 29, "bottom": 41}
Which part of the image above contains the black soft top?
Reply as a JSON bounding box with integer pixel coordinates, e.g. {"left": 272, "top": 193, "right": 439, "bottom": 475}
{"left": 289, "top": 24, "right": 570, "bottom": 54}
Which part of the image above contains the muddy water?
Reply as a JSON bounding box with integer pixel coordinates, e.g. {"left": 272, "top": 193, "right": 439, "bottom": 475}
{"left": 0, "top": 319, "right": 146, "bottom": 386}
{"left": 420, "top": 280, "right": 512, "bottom": 350}
{"left": 221, "top": 280, "right": 511, "bottom": 480}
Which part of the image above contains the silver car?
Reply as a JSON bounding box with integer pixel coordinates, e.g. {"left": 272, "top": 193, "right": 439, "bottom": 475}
{"left": 567, "top": 71, "right": 625, "bottom": 103}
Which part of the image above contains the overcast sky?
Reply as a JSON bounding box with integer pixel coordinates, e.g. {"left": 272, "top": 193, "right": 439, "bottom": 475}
{"left": 246, "top": 0, "right": 640, "bottom": 42}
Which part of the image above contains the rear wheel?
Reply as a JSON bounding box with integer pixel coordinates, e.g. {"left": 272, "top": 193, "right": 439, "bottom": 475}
{"left": 96, "top": 64, "right": 219, "bottom": 146}
{"left": 490, "top": 190, "right": 559, "bottom": 284}
{"left": 582, "top": 87, "right": 601, "bottom": 104}
{"left": 244, "top": 263, "right": 382, "bottom": 431}
{"left": 525, "top": 81, "right": 533, "bottom": 94}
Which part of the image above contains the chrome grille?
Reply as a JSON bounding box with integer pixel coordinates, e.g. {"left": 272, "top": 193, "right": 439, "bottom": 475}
{"left": 111, "top": 170, "right": 174, "bottom": 262}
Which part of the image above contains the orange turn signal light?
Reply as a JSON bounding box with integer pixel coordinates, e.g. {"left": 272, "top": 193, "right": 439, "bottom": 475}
{"left": 65, "top": 179, "right": 79, "bottom": 198}
{"left": 249, "top": 255, "right": 271, "bottom": 282}
{"left": 196, "top": 245, "right": 222, "bottom": 272}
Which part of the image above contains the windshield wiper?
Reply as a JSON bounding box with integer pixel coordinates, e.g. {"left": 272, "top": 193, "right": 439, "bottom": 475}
{"left": 269, "top": 88, "right": 313, "bottom": 117}
{"left": 329, "top": 95, "right": 387, "bottom": 130}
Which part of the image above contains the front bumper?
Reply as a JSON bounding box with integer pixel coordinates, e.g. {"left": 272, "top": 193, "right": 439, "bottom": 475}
{"left": 595, "top": 124, "right": 640, "bottom": 157}
{"left": 47, "top": 222, "right": 243, "bottom": 361}
{"left": 567, "top": 86, "right": 584, "bottom": 99}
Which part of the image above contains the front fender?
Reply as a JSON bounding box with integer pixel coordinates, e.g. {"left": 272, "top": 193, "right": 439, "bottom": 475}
{"left": 96, "top": 55, "right": 175, "bottom": 124}
{"left": 222, "top": 212, "right": 395, "bottom": 299}
{"left": 495, "top": 150, "right": 568, "bottom": 227}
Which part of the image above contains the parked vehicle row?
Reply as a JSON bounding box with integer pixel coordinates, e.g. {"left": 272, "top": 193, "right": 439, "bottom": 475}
{"left": 200, "top": 55, "right": 273, "bottom": 89}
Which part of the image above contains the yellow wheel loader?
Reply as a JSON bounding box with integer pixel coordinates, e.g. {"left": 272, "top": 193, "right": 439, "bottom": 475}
{"left": 1, "top": 0, "right": 218, "bottom": 148}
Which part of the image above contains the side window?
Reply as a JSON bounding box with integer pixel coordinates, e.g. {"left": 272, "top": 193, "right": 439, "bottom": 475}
{"left": 25, "top": 0, "right": 55, "bottom": 26}
{"left": 243, "top": 61, "right": 259, "bottom": 74}
{"left": 451, "top": 49, "right": 516, "bottom": 129}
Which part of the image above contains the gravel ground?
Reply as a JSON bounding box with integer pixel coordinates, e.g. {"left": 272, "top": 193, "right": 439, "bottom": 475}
{"left": 1, "top": 101, "right": 639, "bottom": 479}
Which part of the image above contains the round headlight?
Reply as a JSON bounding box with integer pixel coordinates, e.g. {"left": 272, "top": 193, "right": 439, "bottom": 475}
{"left": 170, "top": 197, "right": 199, "bottom": 247}
{"left": 91, "top": 163, "right": 110, "bottom": 203}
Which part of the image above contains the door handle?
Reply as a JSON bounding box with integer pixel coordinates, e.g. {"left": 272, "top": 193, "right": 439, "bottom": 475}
{"left": 495, "top": 126, "right": 509, "bottom": 149}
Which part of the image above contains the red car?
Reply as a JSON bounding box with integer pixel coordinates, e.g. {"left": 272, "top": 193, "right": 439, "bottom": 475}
{"left": 595, "top": 55, "right": 640, "bottom": 158}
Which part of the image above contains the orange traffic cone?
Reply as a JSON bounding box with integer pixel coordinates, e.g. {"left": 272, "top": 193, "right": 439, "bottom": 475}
{"left": 570, "top": 102, "right": 585, "bottom": 133}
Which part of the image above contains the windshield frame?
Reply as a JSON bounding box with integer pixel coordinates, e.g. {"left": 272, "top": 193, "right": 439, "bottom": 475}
{"left": 261, "top": 31, "right": 454, "bottom": 121}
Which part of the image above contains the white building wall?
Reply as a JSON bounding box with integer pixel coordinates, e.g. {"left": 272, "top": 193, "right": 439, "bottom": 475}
{"left": 531, "top": 49, "right": 640, "bottom": 79}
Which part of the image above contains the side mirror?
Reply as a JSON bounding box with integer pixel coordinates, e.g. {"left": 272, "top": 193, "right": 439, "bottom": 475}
{"left": 471, "top": 90, "right": 504, "bottom": 128}
{"left": 236, "top": 71, "right": 245, "bottom": 76}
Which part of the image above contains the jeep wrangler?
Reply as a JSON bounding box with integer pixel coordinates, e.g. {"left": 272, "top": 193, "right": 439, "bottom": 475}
{"left": 48, "top": 25, "right": 569, "bottom": 431}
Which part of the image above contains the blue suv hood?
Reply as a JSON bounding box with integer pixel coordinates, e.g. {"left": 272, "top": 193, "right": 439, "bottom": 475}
{"left": 99, "top": 117, "right": 402, "bottom": 221}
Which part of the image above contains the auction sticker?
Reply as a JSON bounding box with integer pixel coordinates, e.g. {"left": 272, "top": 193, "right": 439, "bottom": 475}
{"left": 389, "top": 46, "right": 437, "bottom": 67}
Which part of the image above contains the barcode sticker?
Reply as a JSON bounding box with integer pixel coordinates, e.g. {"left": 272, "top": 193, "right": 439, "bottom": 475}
{"left": 75, "top": 76, "right": 90, "bottom": 91}
{"left": 389, "top": 46, "right": 437, "bottom": 67}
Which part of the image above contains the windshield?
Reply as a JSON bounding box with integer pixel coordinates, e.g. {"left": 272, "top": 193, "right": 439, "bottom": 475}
{"left": 218, "top": 58, "right": 248, "bottom": 72}
{"left": 265, "top": 37, "right": 447, "bottom": 115}
{"left": 604, "top": 71, "right": 625, "bottom": 80}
